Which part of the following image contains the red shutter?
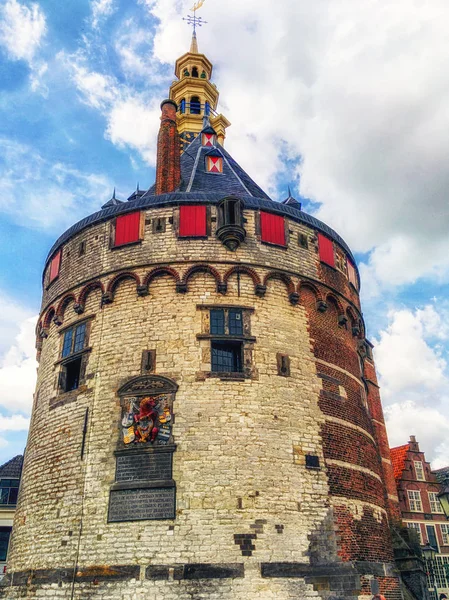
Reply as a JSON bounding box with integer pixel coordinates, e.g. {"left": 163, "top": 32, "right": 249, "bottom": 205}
{"left": 347, "top": 259, "right": 358, "bottom": 288}
{"left": 318, "top": 234, "right": 335, "bottom": 267}
{"left": 179, "top": 205, "right": 207, "bottom": 237}
{"left": 260, "top": 212, "right": 286, "bottom": 246}
{"left": 49, "top": 250, "right": 61, "bottom": 282}
{"left": 115, "top": 212, "right": 141, "bottom": 247}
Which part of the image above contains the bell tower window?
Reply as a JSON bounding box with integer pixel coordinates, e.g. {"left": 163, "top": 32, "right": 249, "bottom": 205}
{"left": 192, "top": 66, "right": 199, "bottom": 78}
{"left": 190, "top": 96, "right": 201, "bottom": 114}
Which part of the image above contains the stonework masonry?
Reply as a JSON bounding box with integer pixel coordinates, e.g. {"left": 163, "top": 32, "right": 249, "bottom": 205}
{"left": 3, "top": 39, "right": 404, "bottom": 600}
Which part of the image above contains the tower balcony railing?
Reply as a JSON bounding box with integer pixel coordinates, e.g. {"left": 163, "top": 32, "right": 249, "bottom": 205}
{"left": 178, "top": 101, "right": 218, "bottom": 117}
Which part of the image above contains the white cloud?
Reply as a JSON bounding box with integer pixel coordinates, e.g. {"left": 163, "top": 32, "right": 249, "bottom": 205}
{"left": 91, "top": 0, "right": 116, "bottom": 29}
{"left": 0, "top": 0, "right": 46, "bottom": 62}
{"left": 0, "top": 0, "right": 47, "bottom": 93}
{"left": 375, "top": 304, "right": 449, "bottom": 466}
{"left": 0, "top": 137, "right": 113, "bottom": 231}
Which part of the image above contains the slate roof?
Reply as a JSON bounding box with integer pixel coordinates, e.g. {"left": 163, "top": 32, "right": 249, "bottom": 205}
{"left": 390, "top": 445, "right": 409, "bottom": 481}
{"left": 0, "top": 455, "right": 23, "bottom": 479}
{"left": 142, "top": 129, "right": 271, "bottom": 201}
{"left": 433, "top": 466, "right": 449, "bottom": 484}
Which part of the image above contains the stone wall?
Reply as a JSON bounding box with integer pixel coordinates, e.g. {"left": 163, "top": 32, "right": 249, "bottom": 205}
{"left": 5, "top": 205, "right": 403, "bottom": 599}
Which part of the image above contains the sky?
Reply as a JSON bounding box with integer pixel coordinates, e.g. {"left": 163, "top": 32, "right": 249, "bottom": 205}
{"left": 1, "top": 0, "right": 449, "bottom": 468}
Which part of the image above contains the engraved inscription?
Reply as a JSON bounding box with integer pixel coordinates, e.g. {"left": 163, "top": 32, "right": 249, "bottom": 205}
{"left": 109, "top": 488, "right": 175, "bottom": 522}
{"left": 116, "top": 453, "right": 172, "bottom": 482}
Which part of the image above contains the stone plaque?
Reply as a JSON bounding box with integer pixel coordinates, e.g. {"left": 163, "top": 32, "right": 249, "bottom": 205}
{"left": 116, "top": 453, "right": 172, "bottom": 482}
{"left": 108, "top": 487, "right": 175, "bottom": 522}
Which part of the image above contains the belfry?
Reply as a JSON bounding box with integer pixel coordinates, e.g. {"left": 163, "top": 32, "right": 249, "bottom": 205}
{"left": 169, "top": 31, "right": 230, "bottom": 151}
{"left": 2, "top": 28, "right": 407, "bottom": 600}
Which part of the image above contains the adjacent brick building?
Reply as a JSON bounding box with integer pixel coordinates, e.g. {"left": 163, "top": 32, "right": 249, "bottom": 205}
{"left": 0, "top": 457, "right": 23, "bottom": 581}
{"left": 2, "top": 34, "right": 405, "bottom": 599}
{"left": 391, "top": 436, "right": 449, "bottom": 597}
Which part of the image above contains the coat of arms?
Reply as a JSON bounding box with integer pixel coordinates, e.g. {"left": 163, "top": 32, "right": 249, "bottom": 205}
{"left": 121, "top": 395, "right": 173, "bottom": 446}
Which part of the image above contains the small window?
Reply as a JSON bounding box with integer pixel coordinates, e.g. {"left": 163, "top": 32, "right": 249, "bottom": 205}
{"left": 114, "top": 212, "right": 141, "bottom": 247}
{"left": 318, "top": 234, "right": 335, "bottom": 267}
{"left": 78, "top": 241, "right": 86, "bottom": 257}
{"left": 210, "top": 309, "right": 225, "bottom": 334}
{"left": 179, "top": 205, "right": 207, "bottom": 237}
{"left": 49, "top": 250, "right": 62, "bottom": 283}
{"left": 202, "top": 132, "right": 216, "bottom": 147}
{"left": 305, "top": 455, "right": 320, "bottom": 469}
{"left": 206, "top": 155, "right": 223, "bottom": 174}
{"left": 152, "top": 217, "right": 166, "bottom": 233}
{"left": 59, "top": 321, "right": 90, "bottom": 394}
{"left": 228, "top": 309, "right": 243, "bottom": 335}
{"left": 406, "top": 522, "right": 422, "bottom": 544}
{"left": 218, "top": 197, "right": 242, "bottom": 227}
{"left": 180, "top": 98, "right": 186, "bottom": 114}
{"left": 190, "top": 96, "right": 201, "bottom": 114}
{"left": 407, "top": 490, "right": 422, "bottom": 512}
{"left": 299, "top": 233, "right": 308, "bottom": 249}
{"left": 0, "top": 480, "right": 19, "bottom": 506}
{"left": 192, "top": 66, "right": 199, "bottom": 78}
{"left": 335, "top": 249, "right": 347, "bottom": 275}
{"left": 414, "top": 461, "right": 425, "bottom": 481}
{"left": 211, "top": 341, "right": 243, "bottom": 373}
{"left": 429, "top": 492, "right": 444, "bottom": 514}
{"left": 441, "top": 524, "right": 449, "bottom": 545}
{"left": 0, "top": 527, "right": 11, "bottom": 562}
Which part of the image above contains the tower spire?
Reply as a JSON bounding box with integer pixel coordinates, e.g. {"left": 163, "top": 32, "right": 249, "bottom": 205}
{"left": 190, "top": 31, "right": 199, "bottom": 54}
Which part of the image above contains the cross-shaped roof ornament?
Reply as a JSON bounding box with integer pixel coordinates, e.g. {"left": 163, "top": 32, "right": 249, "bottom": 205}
{"left": 183, "top": 0, "right": 207, "bottom": 34}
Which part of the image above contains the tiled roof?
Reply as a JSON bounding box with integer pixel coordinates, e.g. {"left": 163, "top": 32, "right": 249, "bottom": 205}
{"left": 0, "top": 455, "right": 23, "bottom": 479}
{"left": 433, "top": 466, "right": 449, "bottom": 484}
{"left": 390, "top": 445, "right": 409, "bottom": 481}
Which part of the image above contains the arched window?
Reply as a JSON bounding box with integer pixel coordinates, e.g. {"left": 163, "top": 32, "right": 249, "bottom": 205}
{"left": 192, "top": 66, "right": 199, "bottom": 78}
{"left": 180, "top": 98, "right": 186, "bottom": 114}
{"left": 205, "top": 101, "right": 210, "bottom": 116}
{"left": 190, "top": 96, "right": 201, "bottom": 114}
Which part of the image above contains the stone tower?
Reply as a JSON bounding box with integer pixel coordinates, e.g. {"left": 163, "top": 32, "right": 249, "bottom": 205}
{"left": 2, "top": 37, "right": 404, "bottom": 600}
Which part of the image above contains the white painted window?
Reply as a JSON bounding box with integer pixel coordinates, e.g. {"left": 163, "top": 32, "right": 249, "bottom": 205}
{"left": 414, "top": 461, "right": 425, "bottom": 481}
{"left": 441, "top": 524, "right": 449, "bottom": 545}
{"left": 429, "top": 492, "right": 444, "bottom": 514}
{"left": 408, "top": 490, "right": 423, "bottom": 512}
{"left": 406, "top": 522, "right": 422, "bottom": 543}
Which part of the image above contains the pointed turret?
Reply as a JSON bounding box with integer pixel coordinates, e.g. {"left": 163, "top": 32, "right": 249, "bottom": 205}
{"left": 169, "top": 34, "right": 230, "bottom": 152}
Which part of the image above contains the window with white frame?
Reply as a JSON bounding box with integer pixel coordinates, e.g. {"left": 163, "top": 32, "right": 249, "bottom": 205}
{"left": 414, "top": 461, "right": 425, "bottom": 481}
{"left": 441, "top": 524, "right": 449, "bottom": 545}
{"left": 429, "top": 492, "right": 444, "bottom": 514}
{"left": 408, "top": 490, "right": 423, "bottom": 512}
{"left": 406, "top": 522, "right": 422, "bottom": 543}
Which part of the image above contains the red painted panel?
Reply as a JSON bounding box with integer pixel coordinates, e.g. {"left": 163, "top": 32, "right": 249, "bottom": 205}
{"left": 49, "top": 250, "right": 61, "bottom": 282}
{"left": 179, "top": 205, "right": 207, "bottom": 237}
{"left": 347, "top": 259, "right": 358, "bottom": 288}
{"left": 318, "top": 233, "right": 335, "bottom": 267}
{"left": 115, "top": 212, "right": 141, "bottom": 246}
{"left": 260, "top": 211, "right": 286, "bottom": 246}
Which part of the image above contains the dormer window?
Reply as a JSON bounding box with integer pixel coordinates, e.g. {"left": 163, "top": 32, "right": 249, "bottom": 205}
{"left": 190, "top": 96, "right": 201, "bottom": 114}
{"left": 202, "top": 132, "right": 216, "bottom": 147}
{"left": 216, "top": 197, "right": 246, "bottom": 251}
{"left": 206, "top": 150, "right": 223, "bottom": 174}
{"left": 192, "top": 66, "right": 199, "bottom": 78}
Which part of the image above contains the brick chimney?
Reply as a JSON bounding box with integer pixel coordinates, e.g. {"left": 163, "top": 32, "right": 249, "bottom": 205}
{"left": 155, "top": 100, "right": 181, "bottom": 195}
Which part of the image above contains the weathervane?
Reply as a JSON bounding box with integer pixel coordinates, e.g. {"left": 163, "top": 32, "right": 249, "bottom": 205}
{"left": 183, "top": 0, "right": 207, "bottom": 34}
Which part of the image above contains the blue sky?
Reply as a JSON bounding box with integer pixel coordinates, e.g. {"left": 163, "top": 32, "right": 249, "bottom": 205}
{"left": 1, "top": 0, "right": 449, "bottom": 467}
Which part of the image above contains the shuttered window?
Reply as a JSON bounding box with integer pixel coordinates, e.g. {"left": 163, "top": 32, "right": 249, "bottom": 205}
{"left": 179, "top": 205, "right": 207, "bottom": 237}
{"left": 49, "top": 250, "right": 62, "bottom": 282}
{"left": 318, "top": 234, "right": 335, "bottom": 267}
{"left": 260, "top": 212, "right": 286, "bottom": 246}
{"left": 347, "top": 259, "right": 358, "bottom": 288}
{"left": 114, "top": 212, "right": 141, "bottom": 247}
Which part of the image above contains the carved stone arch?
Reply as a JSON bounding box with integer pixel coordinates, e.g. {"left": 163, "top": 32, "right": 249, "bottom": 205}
{"left": 223, "top": 266, "right": 261, "bottom": 293}
{"left": 43, "top": 307, "right": 55, "bottom": 330}
{"left": 140, "top": 267, "right": 181, "bottom": 296}
{"left": 77, "top": 281, "right": 105, "bottom": 313}
{"left": 346, "top": 306, "right": 361, "bottom": 337}
{"left": 55, "top": 294, "right": 76, "bottom": 324}
{"left": 264, "top": 272, "right": 295, "bottom": 295}
{"left": 118, "top": 375, "right": 178, "bottom": 397}
{"left": 105, "top": 272, "right": 141, "bottom": 303}
{"left": 325, "top": 293, "right": 344, "bottom": 316}
{"left": 298, "top": 281, "right": 321, "bottom": 300}
{"left": 181, "top": 264, "right": 224, "bottom": 294}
